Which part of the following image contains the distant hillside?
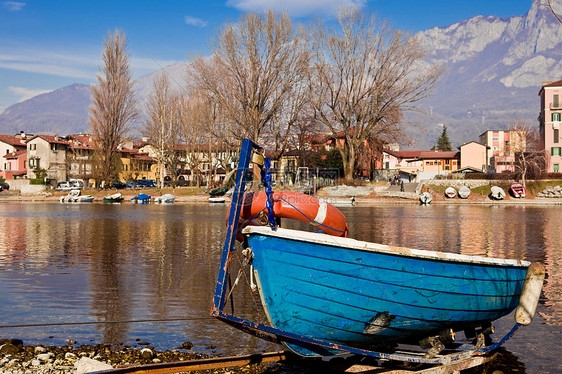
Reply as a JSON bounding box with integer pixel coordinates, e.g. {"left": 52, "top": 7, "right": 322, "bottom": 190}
{"left": 0, "top": 84, "right": 92, "bottom": 135}
{"left": 1, "top": 2, "right": 561, "bottom": 149}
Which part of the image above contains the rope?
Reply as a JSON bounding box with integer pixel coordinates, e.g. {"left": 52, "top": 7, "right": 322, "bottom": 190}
{"left": 262, "top": 158, "right": 277, "bottom": 230}
{"left": 278, "top": 197, "right": 347, "bottom": 234}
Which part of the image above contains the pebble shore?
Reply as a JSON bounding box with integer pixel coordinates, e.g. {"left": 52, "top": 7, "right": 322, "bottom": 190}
{"left": 0, "top": 338, "right": 298, "bottom": 374}
{"left": 0, "top": 339, "right": 206, "bottom": 373}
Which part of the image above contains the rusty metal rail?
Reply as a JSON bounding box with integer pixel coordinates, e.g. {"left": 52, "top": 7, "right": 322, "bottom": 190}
{"left": 90, "top": 351, "right": 289, "bottom": 374}
{"left": 89, "top": 350, "right": 497, "bottom": 374}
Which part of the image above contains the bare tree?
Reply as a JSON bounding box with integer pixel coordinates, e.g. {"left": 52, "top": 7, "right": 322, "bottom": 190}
{"left": 535, "top": 0, "right": 562, "bottom": 23}
{"left": 309, "top": 8, "right": 442, "bottom": 181}
{"left": 189, "top": 10, "right": 309, "bottom": 145}
{"left": 511, "top": 120, "right": 547, "bottom": 187}
{"left": 144, "top": 73, "right": 182, "bottom": 188}
{"left": 89, "top": 30, "right": 138, "bottom": 187}
{"left": 176, "top": 93, "right": 207, "bottom": 187}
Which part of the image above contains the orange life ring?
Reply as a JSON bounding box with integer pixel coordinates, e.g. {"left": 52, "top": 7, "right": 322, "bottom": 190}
{"left": 240, "top": 191, "right": 348, "bottom": 237}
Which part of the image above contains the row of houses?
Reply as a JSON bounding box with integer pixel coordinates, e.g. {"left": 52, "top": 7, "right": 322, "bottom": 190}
{"left": 1, "top": 80, "right": 561, "bottom": 185}
{"left": 380, "top": 79, "right": 562, "bottom": 179}
{"left": 381, "top": 132, "right": 526, "bottom": 180}
{"left": 0, "top": 133, "right": 158, "bottom": 185}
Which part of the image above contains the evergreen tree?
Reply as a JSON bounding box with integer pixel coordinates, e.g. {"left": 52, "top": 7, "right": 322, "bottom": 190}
{"left": 432, "top": 125, "right": 452, "bottom": 151}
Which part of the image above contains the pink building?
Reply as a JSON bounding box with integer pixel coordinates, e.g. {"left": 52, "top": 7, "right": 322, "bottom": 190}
{"left": 0, "top": 134, "right": 28, "bottom": 180}
{"left": 479, "top": 130, "right": 526, "bottom": 173}
{"left": 459, "top": 141, "right": 487, "bottom": 172}
{"left": 539, "top": 79, "right": 562, "bottom": 173}
{"left": 2, "top": 150, "right": 27, "bottom": 179}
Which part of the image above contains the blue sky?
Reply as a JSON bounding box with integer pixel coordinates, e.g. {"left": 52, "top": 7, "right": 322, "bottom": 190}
{"left": 0, "top": 0, "right": 534, "bottom": 115}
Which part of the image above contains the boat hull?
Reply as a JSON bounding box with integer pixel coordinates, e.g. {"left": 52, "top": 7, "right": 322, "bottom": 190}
{"left": 244, "top": 226, "right": 528, "bottom": 353}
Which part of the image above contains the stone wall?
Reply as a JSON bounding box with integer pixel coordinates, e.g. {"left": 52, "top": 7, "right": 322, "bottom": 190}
{"left": 425, "top": 179, "right": 504, "bottom": 189}
{"left": 5, "top": 180, "right": 46, "bottom": 194}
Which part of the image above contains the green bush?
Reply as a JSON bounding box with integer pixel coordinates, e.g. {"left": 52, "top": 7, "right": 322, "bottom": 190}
{"left": 30, "top": 178, "right": 45, "bottom": 185}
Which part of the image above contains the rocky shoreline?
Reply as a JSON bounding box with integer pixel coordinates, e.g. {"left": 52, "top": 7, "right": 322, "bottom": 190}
{"left": 0, "top": 339, "right": 283, "bottom": 374}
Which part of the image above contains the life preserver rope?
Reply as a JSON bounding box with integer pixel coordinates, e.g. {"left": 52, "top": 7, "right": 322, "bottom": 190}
{"left": 240, "top": 191, "right": 348, "bottom": 237}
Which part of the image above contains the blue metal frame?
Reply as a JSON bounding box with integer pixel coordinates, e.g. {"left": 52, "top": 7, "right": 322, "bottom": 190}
{"left": 211, "top": 139, "right": 522, "bottom": 365}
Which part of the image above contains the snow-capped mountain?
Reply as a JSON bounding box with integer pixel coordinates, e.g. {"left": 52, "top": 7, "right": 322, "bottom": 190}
{"left": 1, "top": 2, "right": 561, "bottom": 148}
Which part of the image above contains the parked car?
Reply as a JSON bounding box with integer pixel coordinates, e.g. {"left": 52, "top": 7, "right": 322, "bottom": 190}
{"left": 55, "top": 180, "right": 83, "bottom": 191}
{"left": 0, "top": 182, "right": 9, "bottom": 191}
{"left": 135, "top": 179, "right": 156, "bottom": 188}
{"left": 55, "top": 181, "right": 73, "bottom": 191}
{"left": 111, "top": 181, "right": 128, "bottom": 189}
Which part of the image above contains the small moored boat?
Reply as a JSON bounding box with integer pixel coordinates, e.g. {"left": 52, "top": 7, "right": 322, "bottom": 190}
{"left": 60, "top": 189, "right": 94, "bottom": 203}
{"left": 154, "top": 194, "right": 176, "bottom": 204}
{"left": 209, "top": 197, "right": 226, "bottom": 203}
{"left": 490, "top": 186, "right": 506, "bottom": 200}
{"left": 510, "top": 182, "right": 526, "bottom": 198}
{"left": 458, "top": 185, "right": 471, "bottom": 199}
{"left": 131, "top": 193, "right": 151, "bottom": 204}
{"left": 103, "top": 193, "right": 124, "bottom": 203}
{"left": 444, "top": 186, "right": 457, "bottom": 198}
{"left": 419, "top": 191, "right": 432, "bottom": 204}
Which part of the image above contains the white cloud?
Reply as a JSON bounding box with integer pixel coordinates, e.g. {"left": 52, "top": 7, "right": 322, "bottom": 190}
{"left": 184, "top": 15, "right": 208, "bottom": 27}
{"left": 3, "top": 1, "right": 25, "bottom": 11}
{"left": 226, "top": 0, "right": 366, "bottom": 17}
{"left": 0, "top": 48, "right": 99, "bottom": 80}
{"left": 9, "top": 86, "right": 52, "bottom": 102}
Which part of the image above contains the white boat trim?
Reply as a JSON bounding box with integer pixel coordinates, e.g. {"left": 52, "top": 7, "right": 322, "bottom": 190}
{"left": 242, "top": 226, "right": 530, "bottom": 267}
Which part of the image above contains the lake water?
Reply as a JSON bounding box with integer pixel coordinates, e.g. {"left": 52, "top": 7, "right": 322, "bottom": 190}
{"left": 0, "top": 202, "right": 560, "bottom": 372}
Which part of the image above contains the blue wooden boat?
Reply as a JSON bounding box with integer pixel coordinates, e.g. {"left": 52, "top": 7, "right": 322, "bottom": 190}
{"left": 212, "top": 139, "right": 545, "bottom": 365}
{"left": 243, "top": 225, "right": 529, "bottom": 356}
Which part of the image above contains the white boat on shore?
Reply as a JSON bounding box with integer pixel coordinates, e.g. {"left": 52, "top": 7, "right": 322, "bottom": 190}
{"left": 444, "top": 187, "right": 457, "bottom": 198}
{"left": 154, "top": 194, "right": 176, "bottom": 204}
{"left": 60, "top": 189, "right": 94, "bottom": 203}
{"left": 490, "top": 186, "right": 506, "bottom": 200}
{"left": 419, "top": 191, "right": 432, "bottom": 204}
{"left": 458, "top": 186, "right": 471, "bottom": 199}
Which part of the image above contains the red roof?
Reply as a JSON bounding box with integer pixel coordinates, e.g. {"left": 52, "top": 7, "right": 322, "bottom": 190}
{"left": 31, "top": 135, "right": 69, "bottom": 145}
{"left": 384, "top": 149, "right": 459, "bottom": 160}
{"left": 543, "top": 79, "right": 562, "bottom": 88}
{"left": 4, "top": 150, "right": 26, "bottom": 159}
{"left": 0, "top": 135, "right": 27, "bottom": 147}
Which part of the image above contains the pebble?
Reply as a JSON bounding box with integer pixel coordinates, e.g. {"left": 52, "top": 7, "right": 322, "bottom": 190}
{"left": 36, "top": 352, "right": 54, "bottom": 362}
{"left": 34, "top": 346, "right": 46, "bottom": 354}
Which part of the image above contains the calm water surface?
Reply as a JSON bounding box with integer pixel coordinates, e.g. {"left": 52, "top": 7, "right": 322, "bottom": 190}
{"left": 0, "top": 202, "right": 560, "bottom": 372}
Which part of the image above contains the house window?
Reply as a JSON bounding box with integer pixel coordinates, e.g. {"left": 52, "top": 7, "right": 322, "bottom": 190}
{"left": 554, "top": 94, "right": 560, "bottom": 108}
{"left": 552, "top": 112, "right": 561, "bottom": 122}
{"left": 30, "top": 144, "right": 36, "bottom": 150}
{"left": 288, "top": 160, "right": 295, "bottom": 170}
{"left": 555, "top": 164, "right": 559, "bottom": 172}
{"left": 552, "top": 147, "right": 562, "bottom": 156}
{"left": 555, "top": 128, "right": 560, "bottom": 143}
{"left": 385, "top": 162, "right": 389, "bottom": 169}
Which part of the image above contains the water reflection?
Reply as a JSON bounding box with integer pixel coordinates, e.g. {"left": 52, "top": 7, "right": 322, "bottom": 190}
{"left": 0, "top": 202, "right": 560, "bottom": 370}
